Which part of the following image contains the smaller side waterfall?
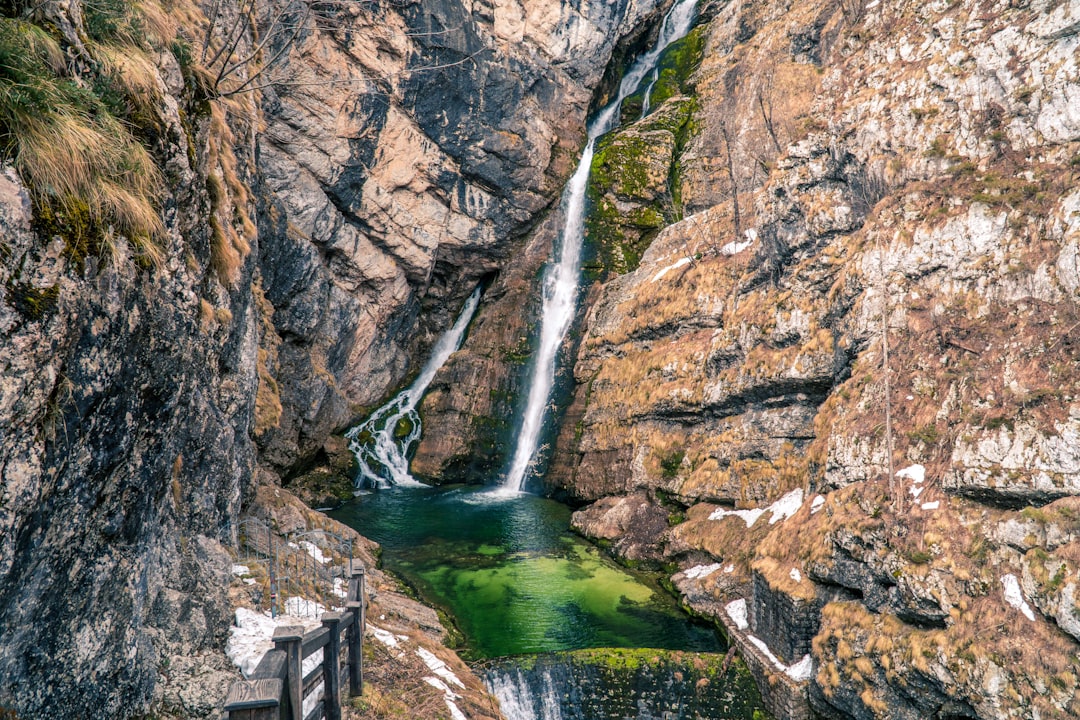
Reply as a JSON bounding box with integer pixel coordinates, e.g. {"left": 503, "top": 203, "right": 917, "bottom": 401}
{"left": 346, "top": 286, "right": 482, "bottom": 487}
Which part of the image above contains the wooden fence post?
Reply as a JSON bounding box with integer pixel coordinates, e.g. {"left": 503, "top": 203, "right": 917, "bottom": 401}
{"left": 321, "top": 612, "right": 344, "bottom": 720}
{"left": 273, "top": 625, "right": 304, "bottom": 720}
{"left": 347, "top": 563, "right": 365, "bottom": 697}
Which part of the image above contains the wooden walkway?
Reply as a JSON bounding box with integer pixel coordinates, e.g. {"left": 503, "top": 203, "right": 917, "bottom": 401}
{"left": 224, "top": 564, "right": 366, "bottom": 720}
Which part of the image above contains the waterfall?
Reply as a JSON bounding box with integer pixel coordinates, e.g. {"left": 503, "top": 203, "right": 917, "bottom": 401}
{"left": 503, "top": 0, "right": 699, "bottom": 492}
{"left": 486, "top": 667, "right": 564, "bottom": 720}
{"left": 640, "top": 69, "right": 659, "bottom": 117}
{"left": 346, "top": 286, "right": 482, "bottom": 488}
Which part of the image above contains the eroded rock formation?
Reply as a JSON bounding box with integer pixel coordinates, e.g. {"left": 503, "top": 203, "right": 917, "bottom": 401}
{"left": 0, "top": 0, "right": 666, "bottom": 716}
{"left": 543, "top": 0, "right": 1080, "bottom": 717}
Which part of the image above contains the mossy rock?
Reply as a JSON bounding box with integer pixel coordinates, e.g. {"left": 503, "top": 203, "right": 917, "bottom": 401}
{"left": 5, "top": 280, "right": 59, "bottom": 320}
{"left": 393, "top": 416, "right": 414, "bottom": 440}
{"left": 646, "top": 25, "right": 706, "bottom": 110}
{"left": 287, "top": 468, "right": 355, "bottom": 509}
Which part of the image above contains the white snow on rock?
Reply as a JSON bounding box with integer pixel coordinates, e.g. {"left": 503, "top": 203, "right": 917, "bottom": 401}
{"left": 709, "top": 506, "right": 765, "bottom": 526}
{"left": 424, "top": 678, "right": 468, "bottom": 720}
{"left": 709, "top": 489, "right": 804, "bottom": 527}
{"left": 921, "top": 501, "right": 940, "bottom": 510}
{"left": 786, "top": 654, "right": 814, "bottom": 681}
{"left": 790, "top": 568, "right": 802, "bottom": 583}
{"left": 768, "top": 489, "right": 804, "bottom": 524}
{"left": 723, "top": 564, "right": 735, "bottom": 573}
{"left": 651, "top": 256, "right": 692, "bottom": 283}
{"left": 746, "top": 636, "right": 813, "bottom": 683}
{"left": 332, "top": 577, "right": 348, "bottom": 599}
{"left": 417, "top": 647, "right": 465, "bottom": 689}
{"left": 232, "top": 564, "right": 250, "bottom": 576}
{"left": 725, "top": 599, "right": 749, "bottom": 631}
{"left": 720, "top": 228, "right": 757, "bottom": 255}
{"left": 284, "top": 596, "right": 325, "bottom": 619}
{"left": 898, "top": 464, "right": 927, "bottom": 499}
{"left": 684, "top": 563, "right": 724, "bottom": 580}
{"left": 370, "top": 625, "right": 404, "bottom": 649}
{"left": 225, "top": 607, "right": 319, "bottom": 678}
{"left": 810, "top": 495, "right": 825, "bottom": 514}
{"left": 290, "top": 540, "right": 330, "bottom": 564}
{"left": 748, "top": 635, "right": 786, "bottom": 671}
{"left": 897, "top": 464, "right": 925, "bottom": 484}
{"left": 720, "top": 238, "right": 753, "bottom": 255}
{"left": 1001, "top": 574, "right": 1036, "bottom": 621}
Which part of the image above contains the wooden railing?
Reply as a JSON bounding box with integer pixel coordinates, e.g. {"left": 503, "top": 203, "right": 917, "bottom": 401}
{"left": 224, "top": 564, "right": 366, "bottom": 720}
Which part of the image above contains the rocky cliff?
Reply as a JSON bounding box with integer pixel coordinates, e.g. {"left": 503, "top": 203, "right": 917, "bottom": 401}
{"left": 0, "top": 0, "right": 666, "bottom": 716}
{"left": 548, "top": 0, "right": 1080, "bottom": 718}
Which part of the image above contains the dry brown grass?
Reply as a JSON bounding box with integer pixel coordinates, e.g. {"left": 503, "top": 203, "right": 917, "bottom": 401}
{"left": 206, "top": 102, "right": 255, "bottom": 284}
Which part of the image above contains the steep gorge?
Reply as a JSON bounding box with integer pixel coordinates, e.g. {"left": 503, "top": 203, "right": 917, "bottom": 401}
{"left": 0, "top": 0, "right": 668, "bottom": 716}
{"left": 3, "top": 0, "right": 1080, "bottom": 718}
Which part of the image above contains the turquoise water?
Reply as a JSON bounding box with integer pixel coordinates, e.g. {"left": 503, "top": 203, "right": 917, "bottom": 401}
{"left": 329, "top": 485, "right": 721, "bottom": 659}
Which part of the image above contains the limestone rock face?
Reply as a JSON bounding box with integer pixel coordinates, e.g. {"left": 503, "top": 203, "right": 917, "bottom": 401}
{"left": 0, "top": 113, "right": 255, "bottom": 718}
{"left": 551, "top": 0, "right": 1080, "bottom": 717}
{"left": 254, "top": 0, "right": 669, "bottom": 472}
{"left": 0, "top": 0, "right": 666, "bottom": 716}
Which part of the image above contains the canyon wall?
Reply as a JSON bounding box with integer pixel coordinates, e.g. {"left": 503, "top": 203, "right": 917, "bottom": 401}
{"left": 550, "top": 0, "right": 1080, "bottom": 718}
{"left": 0, "top": 0, "right": 664, "bottom": 715}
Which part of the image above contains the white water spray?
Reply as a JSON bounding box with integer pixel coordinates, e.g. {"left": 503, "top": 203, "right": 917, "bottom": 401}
{"left": 503, "top": 0, "right": 699, "bottom": 492}
{"left": 347, "top": 286, "right": 482, "bottom": 488}
{"left": 486, "top": 667, "right": 564, "bottom": 720}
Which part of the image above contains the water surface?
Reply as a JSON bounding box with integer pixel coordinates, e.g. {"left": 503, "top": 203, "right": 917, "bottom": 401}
{"left": 330, "top": 485, "right": 720, "bottom": 659}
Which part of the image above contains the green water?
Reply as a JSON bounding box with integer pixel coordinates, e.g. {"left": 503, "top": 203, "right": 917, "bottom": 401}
{"left": 329, "top": 485, "right": 721, "bottom": 659}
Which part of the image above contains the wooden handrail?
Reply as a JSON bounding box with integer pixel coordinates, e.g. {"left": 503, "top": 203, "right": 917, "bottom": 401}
{"left": 225, "top": 564, "right": 366, "bottom": 720}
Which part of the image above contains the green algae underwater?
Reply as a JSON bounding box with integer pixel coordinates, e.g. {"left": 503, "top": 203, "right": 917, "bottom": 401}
{"left": 329, "top": 484, "right": 721, "bottom": 659}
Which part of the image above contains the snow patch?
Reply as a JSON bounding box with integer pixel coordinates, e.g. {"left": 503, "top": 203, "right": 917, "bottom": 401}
{"left": 1001, "top": 574, "right": 1036, "bottom": 621}
{"left": 747, "top": 635, "right": 786, "bottom": 672}
{"left": 708, "top": 506, "right": 765, "bottom": 526}
{"left": 709, "top": 489, "right": 804, "bottom": 527}
{"left": 898, "top": 464, "right": 927, "bottom": 499}
{"left": 725, "top": 598, "right": 749, "bottom": 631}
{"left": 684, "top": 563, "right": 723, "bottom": 580}
{"left": 921, "top": 501, "right": 940, "bottom": 510}
{"left": 790, "top": 568, "right": 802, "bottom": 583}
{"left": 423, "top": 677, "right": 468, "bottom": 720}
{"left": 723, "top": 564, "right": 735, "bottom": 574}
{"left": 370, "top": 625, "right": 403, "bottom": 649}
{"left": 225, "top": 607, "right": 319, "bottom": 678}
{"left": 720, "top": 239, "right": 752, "bottom": 255}
{"left": 651, "top": 256, "right": 692, "bottom": 283}
{"left": 283, "top": 596, "right": 324, "bottom": 619}
{"left": 810, "top": 495, "right": 825, "bottom": 514}
{"left": 786, "top": 654, "right": 814, "bottom": 681}
{"left": 290, "top": 540, "right": 330, "bottom": 564}
{"left": 332, "top": 577, "right": 348, "bottom": 599}
{"left": 719, "top": 228, "right": 757, "bottom": 255}
{"left": 302, "top": 681, "right": 324, "bottom": 719}
{"left": 231, "top": 564, "right": 250, "bottom": 576}
{"left": 417, "top": 647, "right": 465, "bottom": 689}
{"left": 768, "top": 489, "right": 804, "bottom": 524}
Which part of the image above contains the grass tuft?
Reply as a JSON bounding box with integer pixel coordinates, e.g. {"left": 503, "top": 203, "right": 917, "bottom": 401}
{"left": 0, "top": 15, "right": 165, "bottom": 266}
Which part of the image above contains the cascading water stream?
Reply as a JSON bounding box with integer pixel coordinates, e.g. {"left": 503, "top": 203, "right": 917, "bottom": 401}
{"left": 346, "top": 286, "right": 482, "bottom": 487}
{"left": 639, "top": 68, "right": 659, "bottom": 117}
{"left": 503, "top": 0, "right": 699, "bottom": 492}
